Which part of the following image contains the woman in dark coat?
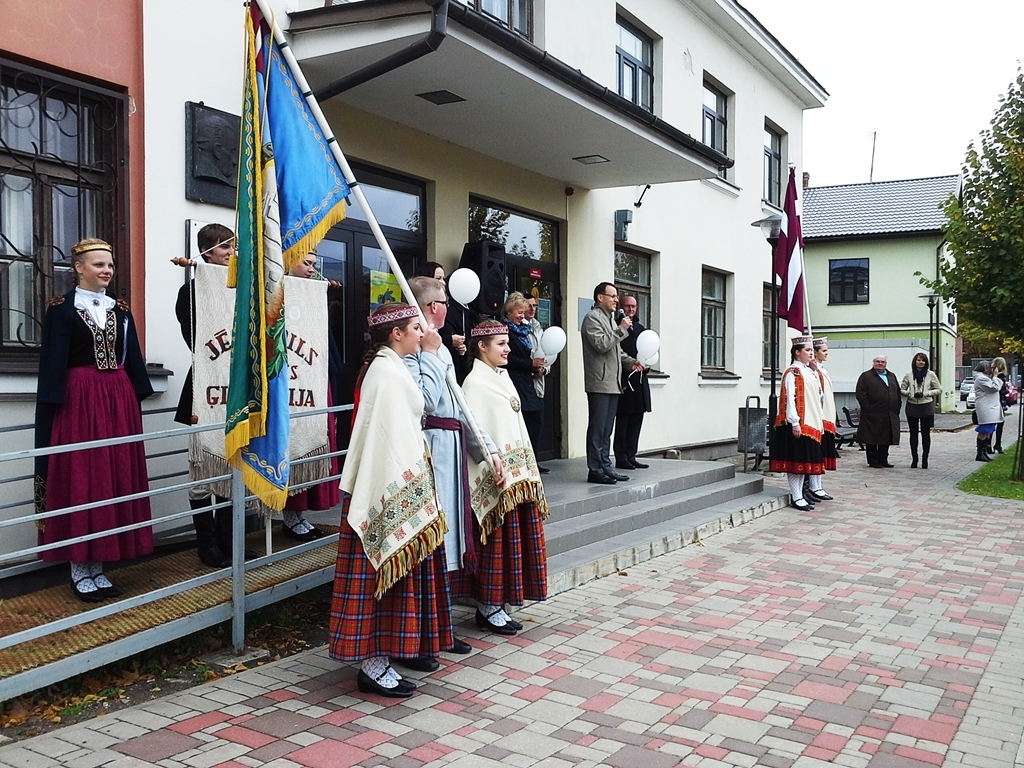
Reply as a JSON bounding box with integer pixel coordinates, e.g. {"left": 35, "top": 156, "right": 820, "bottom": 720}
{"left": 614, "top": 296, "right": 652, "bottom": 470}
{"left": 501, "top": 292, "right": 545, "bottom": 448}
{"left": 35, "top": 238, "right": 154, "bottom": 602}
{"left": 855, "top": 355, "right": 902, "bottom": 468}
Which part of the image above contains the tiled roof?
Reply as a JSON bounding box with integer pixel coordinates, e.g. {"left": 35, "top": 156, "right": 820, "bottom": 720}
{"left": 802, "top": 175, "right": 960, "bottom": 239}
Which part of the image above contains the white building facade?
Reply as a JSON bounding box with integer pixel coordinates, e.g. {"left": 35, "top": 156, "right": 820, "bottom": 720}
{"left": 0, "top": 0, "right": 825, "bottom": 557}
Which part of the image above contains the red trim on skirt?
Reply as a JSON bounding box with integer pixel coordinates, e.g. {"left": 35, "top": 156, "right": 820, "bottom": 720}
{"left": 449, "top": 501, "right": 547, "bottom": 606}
{"left": 328, "top": 497, "right": 454, "bottom": 661}
{"left": 285, "top": 390, "right": 341, "bottom": 512}
{"left": 40, "top": 366, "right": 152, "bottom": 563}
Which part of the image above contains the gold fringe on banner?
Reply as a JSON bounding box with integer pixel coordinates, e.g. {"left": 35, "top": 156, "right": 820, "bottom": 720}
{"left": 479, "top": 480, "right": 549, "bottom": 544}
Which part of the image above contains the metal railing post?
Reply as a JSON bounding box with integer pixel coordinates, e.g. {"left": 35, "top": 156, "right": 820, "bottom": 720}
{"left": 231, "top": 467, "right": 246, "bottom": 653}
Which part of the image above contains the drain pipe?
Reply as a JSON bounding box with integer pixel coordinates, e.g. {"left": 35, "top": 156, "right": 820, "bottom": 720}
{"left": 313, "top": 0, "right": 450, "bottom": 102}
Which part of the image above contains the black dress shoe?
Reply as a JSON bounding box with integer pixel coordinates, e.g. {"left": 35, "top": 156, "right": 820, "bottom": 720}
{"left": 393, "top": 656, "right": 439, "bottom": 673}
{"left": 606, "top": 470, "right": 629, "bottom": 482}
{"left": 447, "top": 638, "right": 472, "bottom": 654}
{"left": 631, "top": 460, "right": 649, "bottom": 469}
{"left": 538, "top": 465, "right": 551, "bottom": 474}
{"left": 790, "top": 499, "right": 814, "bottom": 511}
{"left": 282, "top": 522, "right": 326, "bottom": 542}
{"left": 475, "top": 609, "right": 517, "bottom": 635}
{"left": 588, "top": 472, "right": 616, "bottom": 484}
{"left": 502, "top": 615, "right": 523, "bottom": 631}
{"left": 72, "top": 577, "right": 105, "bottom": 603}
{"left": 615, "top": 461, "right": 635, "bottom": 470}
{"left": 880, "top": 463, "right": 894, "bottom": 468}
{"left": 94, "top": 579, "right": 121, "bottom": 598}
{"left": 806, "top": 490, "right": 833, "bottom": 502}
{"left": 357, "top": 669, "right": 413, "bottom": 698}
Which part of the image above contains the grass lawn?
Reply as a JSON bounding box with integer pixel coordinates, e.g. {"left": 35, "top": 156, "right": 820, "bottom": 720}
{"left": 957, "top": 448, "right": 1024, "bottom": 501}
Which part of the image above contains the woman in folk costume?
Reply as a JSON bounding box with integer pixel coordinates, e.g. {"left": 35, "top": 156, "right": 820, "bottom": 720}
{"left": 328, "top": 303, "right": 452, "bottom": 698}
{"left": 34, "top": 238, "right": 154, "bottom": 602}
{"left": 808, "top": 336, "right": 837, "bottom": 502}
{"left": 278, "top": 251, "right": 337, "bottom": 541}
{"left": 768, "top": 336, "right": 825, "bottom": 511}
{"left": 459, "top": 320, "right": 549, "bottom": 634}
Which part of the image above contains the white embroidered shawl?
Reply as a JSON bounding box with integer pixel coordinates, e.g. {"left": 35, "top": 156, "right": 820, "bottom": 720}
{"left": 461, "top": 359, "right": 548, "bottom": 538}
{"left": 341, "top": 346, "right": 445, "bottom": 597}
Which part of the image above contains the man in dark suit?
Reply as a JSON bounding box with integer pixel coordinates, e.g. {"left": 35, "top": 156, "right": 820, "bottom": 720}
{"left": 614, "top": 296, "right": 652, "bottom": 470}
{"left": 855, "top": 355, "right": 902, "bottom": 468}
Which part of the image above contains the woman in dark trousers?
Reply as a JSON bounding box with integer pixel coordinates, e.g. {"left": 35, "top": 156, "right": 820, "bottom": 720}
{"left": 501, "top": 292, "right": 545, "bottom": 450}
{"left": 900, "top": 352, "right": 942, "bottom": 468}
{"left": 991, "top": 357, "right": 1010, "bottom": 454}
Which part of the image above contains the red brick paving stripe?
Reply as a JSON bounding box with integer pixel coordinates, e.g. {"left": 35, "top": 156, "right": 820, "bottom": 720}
{"left": 169, "top": 711, "right": 232, "bottom": 734}
{"left": 287, "top": 739, "right": 374, "bottom": 768}
{"left": 216, "top": 726, "right": 278, "bottom": 749}
{"left": 894, "top": 744, "right": 946, "bottom": 765}
{"left": 891, "top": 715, "right": 958, "bottom": 744}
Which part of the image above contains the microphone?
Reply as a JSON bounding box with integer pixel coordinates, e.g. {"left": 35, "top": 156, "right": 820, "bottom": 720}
{"left": 616, "top": 309, "right": 625, "bottom": 323}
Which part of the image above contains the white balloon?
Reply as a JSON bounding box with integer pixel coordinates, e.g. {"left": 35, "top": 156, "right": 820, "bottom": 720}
{"left": 545, "top": 351, "right": 558, "bottom": 367}
{"left": 635, "top": 329, "right": 660, "bottom": 361}
{"left": 447, "top": 268, "right": 480, "bottom": 305}
{"left": 541, "top": 325, "right": 567, "bottom": 355}
{"left": 642, "top": 351, "right": 659, "bottom": 367}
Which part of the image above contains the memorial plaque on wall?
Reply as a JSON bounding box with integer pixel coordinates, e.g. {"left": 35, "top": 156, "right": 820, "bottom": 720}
{"left": 185, "top": 101, "right": 240, "bottom": 208}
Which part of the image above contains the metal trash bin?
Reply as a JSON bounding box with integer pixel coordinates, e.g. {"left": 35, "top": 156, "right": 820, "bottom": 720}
{"left": 737, "top": 395, "right": 767, "bottom": 472}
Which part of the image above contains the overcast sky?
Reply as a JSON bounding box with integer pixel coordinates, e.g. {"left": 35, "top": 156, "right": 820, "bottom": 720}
{"left": 739, "top": 0, "right": 1024, "bottom": 188}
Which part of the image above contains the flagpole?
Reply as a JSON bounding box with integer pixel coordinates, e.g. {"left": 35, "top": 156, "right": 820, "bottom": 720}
{"left": 256, "top": 0, "right": 495, "bottom": 470}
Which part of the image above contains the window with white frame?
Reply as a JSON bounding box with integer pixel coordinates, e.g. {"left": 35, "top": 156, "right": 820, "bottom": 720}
{"left": 614, "top": 247, "right": 651, "bottom": 328}
{"left": 702, "top": 80, "right": 728, "bottom": 178}
{"left": 616, "top": 17, "right": 653, "bottom": 113}
{"left": 763, "top": 125, "right": 783, "bottom": 206}
{"left": 701, "top": 270, "right": 727, "bottom": 369}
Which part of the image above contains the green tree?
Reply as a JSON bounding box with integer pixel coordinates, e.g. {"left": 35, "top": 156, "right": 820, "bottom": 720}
{"left": 930, "top": 69, "right": 1024, "bottom": 479}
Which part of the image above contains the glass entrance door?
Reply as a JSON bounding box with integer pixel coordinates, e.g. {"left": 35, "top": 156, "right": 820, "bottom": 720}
{"left": 506, "top": 257, "right": 561, "bottom": 461}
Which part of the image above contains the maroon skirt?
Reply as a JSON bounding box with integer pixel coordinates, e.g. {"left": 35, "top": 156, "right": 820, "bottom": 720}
{"left": 40, "top": 366, "right": 153, "bottom": 563}
{"left": 328, "top": 497, "right": 453, "bottom": 662}
{"left": 449, "top": 501, "right": 548, "bottom": 606}
{"left": 285, "top": 390, "right": 341, "bottom": 512}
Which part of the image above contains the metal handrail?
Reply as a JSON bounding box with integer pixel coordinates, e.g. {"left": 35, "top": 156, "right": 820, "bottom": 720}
{"left": 0, "top": 402, "right": 353, "bottom": 701}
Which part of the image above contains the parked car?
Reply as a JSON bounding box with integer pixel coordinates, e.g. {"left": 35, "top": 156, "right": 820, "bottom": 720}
{"left": 967, "top": 389, "right": 976, "bottom": 409}
{"left": 960, "top": 377, "right": 975, "bottom": 401}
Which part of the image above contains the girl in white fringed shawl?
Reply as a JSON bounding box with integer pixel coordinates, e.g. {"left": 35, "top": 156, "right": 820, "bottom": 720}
{"left": 460, "top": 320, "right": 549, "bottom": 635}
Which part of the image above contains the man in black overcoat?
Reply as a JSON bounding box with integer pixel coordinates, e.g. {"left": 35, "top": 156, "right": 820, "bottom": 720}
{"left": 855, "top": 354, "right": 901, "bottom": 468}
{"left": 613, "top": 296, "right": 652, "bottom": 470}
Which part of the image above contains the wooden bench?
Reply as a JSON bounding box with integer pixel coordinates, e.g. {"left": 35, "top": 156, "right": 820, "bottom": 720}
{"left": 837, "top": 406, "right": 863, "bottom": 450}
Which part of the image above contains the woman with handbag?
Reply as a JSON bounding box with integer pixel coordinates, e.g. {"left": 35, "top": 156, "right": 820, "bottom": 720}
{"left": 899, "top": 353, "right": 942, "bottom": 468}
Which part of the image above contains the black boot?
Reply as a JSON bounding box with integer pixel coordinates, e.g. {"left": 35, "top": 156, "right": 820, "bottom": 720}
{"left": 215, "top": 502, "right": 256, "bottom": 560}
{"left": 921, "top": 453, "right": 928, "bottom": 469}
{"left": 976, "top": 438, "right": 992, "bottom": 462}
{"left": 910, "top": 451, "right": 918, "bottom": 469}
{"left": 191, "top": 499, "right": 230, "bottom": 568}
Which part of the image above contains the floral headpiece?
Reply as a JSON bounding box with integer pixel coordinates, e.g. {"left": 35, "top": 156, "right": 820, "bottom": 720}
{"left": 470, "top": 323, "right": 508, "bottom": 338}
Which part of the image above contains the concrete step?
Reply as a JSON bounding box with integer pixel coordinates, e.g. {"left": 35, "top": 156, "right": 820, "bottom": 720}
{"left": 547, "top": 489, "right": 789, "bottom": 596}
{"left": 545, "top": 473, "right": 764, "bottom": 556}
{"left": 545, "top": 459, "right": 736, "bottom": 523}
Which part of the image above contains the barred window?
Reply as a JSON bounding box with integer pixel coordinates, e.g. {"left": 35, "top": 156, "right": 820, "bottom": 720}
{"left": 614, "top": 247, "right": 651, "bottom": 327}
{"left": 0, "top": 59, "right": 127, "bottom": 362}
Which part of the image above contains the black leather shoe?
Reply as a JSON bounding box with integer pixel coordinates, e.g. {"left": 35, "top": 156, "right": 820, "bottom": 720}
{"left": 93, "top": 578, "right": 121, "bottom": 598}
{"left": 447, "top": 638, "right": 472, "bottom": 654}
{"left": 588, "top": 472, "right": 616, "bottom": 484}
{"left": 881, "top": 463, "right": 895, "bottom": 468}
{"left": 72, "top": 577, "right": 105, "bottom": 603}
{"left": 282, "top": 521, "right": 326, "bottom": 542}
{"left": 538, "top": 465, "right": 551, "bottom": 474}
{"left": 606, "top": 470, "right": 629, "bottom": 482}
{"left": 615, "top": 461, "right": 635, "bottom": 470}
{"left": 504, "top": 616, "right": 523, "bottom": 631}
{"left": 357, "top": 669, "right": 413, "bottom": 698}
{"left": 393, "top": 656, "right": 439, "bottom": 673}
{"left": 631, "top": 460, "right": 650, "bottom": 469}
{"left": 791, "top": 499, "right": 814, "bottom": 511}
{"left": 475, "top": 609, "right": 517, "bottom": 635}
{"left": 807, "top": 490, "right": 833, "bottom": 502}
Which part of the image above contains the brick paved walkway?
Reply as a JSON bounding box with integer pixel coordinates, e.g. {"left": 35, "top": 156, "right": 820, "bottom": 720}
{"left": 1, "top": 416, "right": 1021, "bottom": 768}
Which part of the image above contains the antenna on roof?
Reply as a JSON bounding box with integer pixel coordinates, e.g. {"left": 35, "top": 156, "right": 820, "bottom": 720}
{"left": 869, "top": 131, "right": 877, "bottom": 183}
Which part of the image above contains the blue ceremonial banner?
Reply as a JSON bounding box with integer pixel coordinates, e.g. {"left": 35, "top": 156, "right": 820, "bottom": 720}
{"left": 226, "top": 3, "right": 349, "bottom": 509}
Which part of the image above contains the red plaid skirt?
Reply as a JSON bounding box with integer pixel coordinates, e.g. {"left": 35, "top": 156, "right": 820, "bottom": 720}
{"left": 328, "top": 497, "right": 453, "bottom": 661}
{"left": 285, "top": 390, "right": 341, "bottom": 512}
{"left": 450, "top": 501, "right": 547, "bottom": 606}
